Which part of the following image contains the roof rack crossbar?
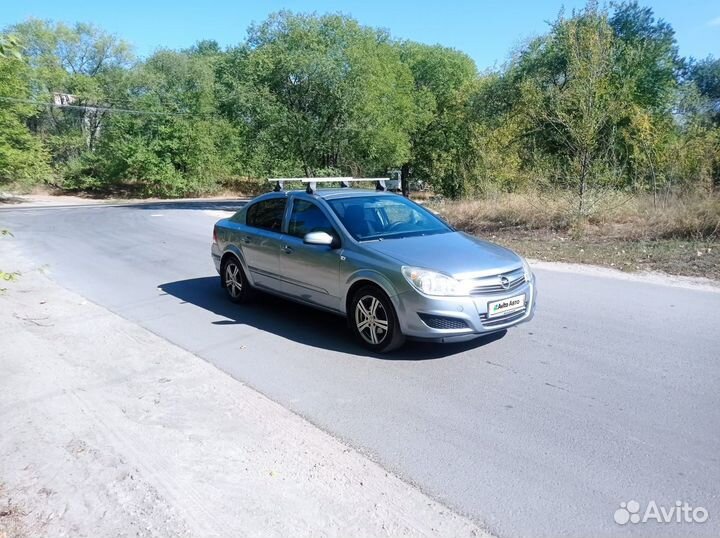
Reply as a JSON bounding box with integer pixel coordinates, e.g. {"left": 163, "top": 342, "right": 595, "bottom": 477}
{"left": 268, "top": 177, "right": 391, "bottom": 194}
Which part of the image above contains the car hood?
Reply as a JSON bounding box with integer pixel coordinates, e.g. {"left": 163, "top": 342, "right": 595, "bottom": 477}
{"left": 363, "top": 231, "right": 523, "bottom": 278}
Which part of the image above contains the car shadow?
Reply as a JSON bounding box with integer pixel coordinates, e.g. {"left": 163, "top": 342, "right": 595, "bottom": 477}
{"left": 158, "top": 276, "right": 506, "bottom": 360}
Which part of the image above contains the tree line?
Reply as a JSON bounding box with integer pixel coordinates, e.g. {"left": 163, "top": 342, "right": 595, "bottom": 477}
{"left": 1, "top": 2, "right": 718, "bottom": 210}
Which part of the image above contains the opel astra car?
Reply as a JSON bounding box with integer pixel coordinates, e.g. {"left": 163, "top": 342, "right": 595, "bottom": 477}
{"left": 211, "top": 179, "right": 536, "bottom": 352}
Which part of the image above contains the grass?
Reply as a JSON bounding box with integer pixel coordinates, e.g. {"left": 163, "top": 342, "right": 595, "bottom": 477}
{"left": 428, "top": 192, "right": 720, "bottom": 280}
{"left": 0, "top": 230, "right": 19, "bottom": 292}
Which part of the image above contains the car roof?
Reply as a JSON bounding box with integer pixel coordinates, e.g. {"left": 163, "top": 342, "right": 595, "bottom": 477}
{"left": 250, "top": 188, "right": 398, "bottom": 204}
{"left": 304, "top": 188, "right": 396, "bottom": 200}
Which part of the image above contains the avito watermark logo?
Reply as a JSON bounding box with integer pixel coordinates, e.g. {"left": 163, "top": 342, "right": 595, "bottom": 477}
{"left": 614, "top": 500, "right": 709, "bottom": 525}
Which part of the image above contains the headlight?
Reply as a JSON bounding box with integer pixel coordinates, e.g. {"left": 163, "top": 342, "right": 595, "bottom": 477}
{"left": 521, "top": 257, "right": 533, "bottom": 282}
{"left": 401, "top": 266, "right": 469, "bottom": 296}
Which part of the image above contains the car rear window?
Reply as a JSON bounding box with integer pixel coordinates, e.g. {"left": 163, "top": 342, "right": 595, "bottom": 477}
{"left": 246, "top": 198, "right": 286, "bottom": 232}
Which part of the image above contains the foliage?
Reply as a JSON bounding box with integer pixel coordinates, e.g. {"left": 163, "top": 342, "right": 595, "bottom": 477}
{"left": 466, "top": 1, "right": 718, "bottom": 211}
{"left": 517, "top": 6, "right": 628, "bottom": 214}
{"left": 0, "top": 35, "right": 23, "bottom": 59}
{"left": 0, "top": 4, "right": 718, "bottom": 202}
{"left": 216, "top": 12, "right": 416, "bottom": 178}
{"left": 688, "top": 56, "right": 720, "bottom": 127}
{"left": 609, "top": 1, "right": 681, "bottom": 112}
{"left": 398, "top": 42, "right": 478, "bottom": 197}
{"left": 0, "top": 34, "right": 52, "bottom": 185}
{"left": 64, "top": 49, "right": 238, "bottom": 196}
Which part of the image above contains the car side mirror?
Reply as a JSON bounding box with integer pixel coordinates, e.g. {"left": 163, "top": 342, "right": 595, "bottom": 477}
{"left": 303, "top": 231, "right": 338, "bottom": 248}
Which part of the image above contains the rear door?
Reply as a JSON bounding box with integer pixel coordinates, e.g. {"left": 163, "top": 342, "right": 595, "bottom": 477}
{"left": 279, "top": 197, "right": 343, "bottom": 311}
{"left": 240, "top": 197, "right": 287, "bottom": 290}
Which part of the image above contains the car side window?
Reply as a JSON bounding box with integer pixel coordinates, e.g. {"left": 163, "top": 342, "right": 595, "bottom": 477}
{"left": 246, "top": 198, "right": 286, "bottom": 232}
{"left": 288, "top": 199, "right": 335, "bottom": 238}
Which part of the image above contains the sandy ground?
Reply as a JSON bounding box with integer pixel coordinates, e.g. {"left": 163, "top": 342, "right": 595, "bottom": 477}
{"left": 0, "top": 192, "right": 249, "bottom": 208}
{"left": 0, "top": 243, "right": 489, "bottom": 538}
{"left": 0, "top": 191, "right": 131, "bottom": 207}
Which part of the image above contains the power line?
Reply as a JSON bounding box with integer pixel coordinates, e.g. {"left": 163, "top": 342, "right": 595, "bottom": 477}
{"left": 50, "top": 91, "right": 210, "bottom": 113}
{"left": 0, "top": 96, "right": 217, "bottom": 117}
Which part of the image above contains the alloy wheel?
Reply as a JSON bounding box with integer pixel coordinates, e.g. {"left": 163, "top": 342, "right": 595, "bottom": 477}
{"left": 224, "top": 262, "right": 243, "bottom": 299}
{"left": 354, "top": 294, "right": 389, "bottom": 345}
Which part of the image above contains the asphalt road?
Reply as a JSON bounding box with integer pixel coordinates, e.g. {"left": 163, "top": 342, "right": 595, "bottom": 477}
{"left": 2, "top": 201, "right": 719, "bottom": 538}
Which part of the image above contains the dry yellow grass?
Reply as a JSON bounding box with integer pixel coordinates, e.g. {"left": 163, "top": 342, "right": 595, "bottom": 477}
{"left": 427, "top": 191, "right": 720, "bottom": 278}
{"left": 430, "top": 192, "right": 720, "bottom": 241}
{"left": 593, "top": 194, "right": 720, "bottom": 240}
{"left": 431, "top": 192, "right": 574, "bottom": 232}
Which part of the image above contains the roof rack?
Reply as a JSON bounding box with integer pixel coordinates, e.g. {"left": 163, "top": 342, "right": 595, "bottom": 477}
{"left": 268, "top": 177, "right": 391, "bottom": 194}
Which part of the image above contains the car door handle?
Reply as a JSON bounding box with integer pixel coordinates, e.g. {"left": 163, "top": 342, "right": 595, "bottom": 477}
{"left": 281, "top": 245, "right": 293, "bottom": 254}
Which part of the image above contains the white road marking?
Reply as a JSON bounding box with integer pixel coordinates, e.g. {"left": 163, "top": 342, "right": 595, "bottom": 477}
{"left": 203, "top": 210, "right": 235, "bottom": 218}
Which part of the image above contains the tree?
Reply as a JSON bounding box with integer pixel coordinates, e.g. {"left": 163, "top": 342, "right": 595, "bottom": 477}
{"left": 8, "top": 20, "right": 135, "bottom": 161}
{"left": 688, "top": 56, "right": 720, "bottom": 125}
{"left": 609, "top": 1, "right": 681, "bottom": 112}
{"left": 398, "top": 42, "right": 478, "bottom": 197}
{"left": 607, "top": 1, "right": 686, "bottom": 194}
{"left": 217, "top": 12, "right": 416, "bottom": 178}
{"left": 515, "top": 6, "right": 629, "bottom": 214}
{"left": 0, "top": 35, "right": 22, "bottom": 60}
{"left": 1, "top": 5, "right": 717, "bottom": 200}
{"left": 0, "top": 34, "right": 51, "bottom": 185}
{"left": 67, "top": 49, "right": 237, "bottom": 196}
{"left": 11, "top": 19, "right": 133, "bottom": 76}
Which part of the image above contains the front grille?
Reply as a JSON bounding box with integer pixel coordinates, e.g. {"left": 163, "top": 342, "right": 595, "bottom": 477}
{"left": 480, "top": 308, "right": 527, "bottom": 327}
{"left": 418, "top": 313, "right": 469, "bottom": 330}
{"left": 469, "top": 268, "right": 525, "bottom": 295}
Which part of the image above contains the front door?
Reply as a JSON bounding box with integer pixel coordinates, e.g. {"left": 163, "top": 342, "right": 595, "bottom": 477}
{"left": 279, "top": 198, "right": 343, "bottom": 311}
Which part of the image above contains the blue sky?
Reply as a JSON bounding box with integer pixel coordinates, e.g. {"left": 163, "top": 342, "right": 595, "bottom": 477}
{"left": 2, "top": 0, "right": 718, "bottom": 69}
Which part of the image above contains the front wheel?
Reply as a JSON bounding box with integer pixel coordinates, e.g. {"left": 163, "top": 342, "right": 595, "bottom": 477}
{"left": 350, "top": 285, "right": 405, "bottom": 353}
{"left": 222, "top": 257, "right": 252, "bottom": 303}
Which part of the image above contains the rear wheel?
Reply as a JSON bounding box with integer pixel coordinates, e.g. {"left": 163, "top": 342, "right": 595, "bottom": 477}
{"left": 222, "top": 257, "right": 252, "bottom": 303}
{"left": 350, "top": 285, "right": 405, "bottom": 353}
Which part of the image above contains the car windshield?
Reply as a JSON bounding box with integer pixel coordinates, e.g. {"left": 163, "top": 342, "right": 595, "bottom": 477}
{"left": 327, "top": 195, "right": 452, "bottom": 241}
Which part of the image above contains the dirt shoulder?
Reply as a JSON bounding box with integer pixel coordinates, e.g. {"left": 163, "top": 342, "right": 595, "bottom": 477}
{"left": 0, "top": 244, "right": 489, "bottom": 538}
{"left": 0, "top": 192, "right": 249, "bottom": 208}
{"left": 482, "top": 228, "right": 720, "bottom": 281}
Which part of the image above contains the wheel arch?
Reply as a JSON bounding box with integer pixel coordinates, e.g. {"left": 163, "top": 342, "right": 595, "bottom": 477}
{"left": 344, "top": 272, "right": 398, "bottom": 317}
{"left": 220, "top": 248, "right": 252, "bottom": 288}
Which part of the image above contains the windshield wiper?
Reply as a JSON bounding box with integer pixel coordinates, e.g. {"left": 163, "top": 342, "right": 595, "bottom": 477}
{"left": 358, "top": 229, "right": 448, "bottom": 241}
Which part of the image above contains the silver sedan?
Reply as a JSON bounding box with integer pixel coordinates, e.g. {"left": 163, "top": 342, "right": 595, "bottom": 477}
{"left": 212, "top": 187, "right": 536, "bottom": 352}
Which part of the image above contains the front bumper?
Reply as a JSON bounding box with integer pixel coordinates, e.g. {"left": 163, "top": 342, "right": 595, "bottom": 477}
{"left": 392, "top": 275, "right": 537, "bottom": 342}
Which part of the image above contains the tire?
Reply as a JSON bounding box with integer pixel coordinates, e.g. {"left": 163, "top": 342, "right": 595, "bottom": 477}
{"left": 221, "top": 256, "right": 253, "bottom": 304}
{"left": 349, "top": 285, "right": 405, "bottom": 353}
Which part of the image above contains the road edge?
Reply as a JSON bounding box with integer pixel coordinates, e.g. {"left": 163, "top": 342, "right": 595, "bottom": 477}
{"left": 530, "top": 258, "right": 720, "bottom": 293}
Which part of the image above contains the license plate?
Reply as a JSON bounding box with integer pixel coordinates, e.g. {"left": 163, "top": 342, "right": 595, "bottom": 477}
{"left": 487, "top": 294, "right": 525, "bottom": 318}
